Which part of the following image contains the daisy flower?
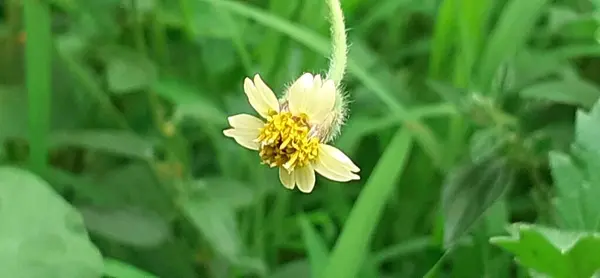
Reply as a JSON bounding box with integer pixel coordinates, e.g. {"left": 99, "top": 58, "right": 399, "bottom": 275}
{"left": 223, "top": 73, "right": 360, "bottom": 193}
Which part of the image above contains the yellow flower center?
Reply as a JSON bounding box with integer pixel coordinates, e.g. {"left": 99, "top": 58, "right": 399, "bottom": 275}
{"left": 257, "top": 110, "right": 319, "bottom": 171}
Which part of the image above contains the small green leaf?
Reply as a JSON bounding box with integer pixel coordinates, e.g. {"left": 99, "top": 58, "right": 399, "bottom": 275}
{"left": 491, "top": 223, "right": 600, "bottom": 278}
{"left": 0, "top": 167, "right": 103, "bottom": 278}
{"left": 442, "top": 155, "right": 515, "bottom": 246}
{"left": 469, "top": 128, "right": 505, "bottom": 164}
{"left": 520, "top": 79, "right": 600, "bottom": 109}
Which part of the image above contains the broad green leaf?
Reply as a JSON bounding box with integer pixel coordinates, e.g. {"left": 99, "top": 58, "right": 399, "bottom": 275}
{"left": 549, "top": 99, "right": 600, "bottom": 230}
{"left": 190, "top": 178, "right": 255, "bottom": 209}
{"left": 549, "top": 151, "right": 588, "bottom": 230}
{"left": 520, "top": 79, "right": 600, "bottom": 109}
{"left": 442, "top": 154, "right": 515, "bottom": 246}
{"left": 85, "top": 163, "right": 176, "bottom": 217}
{"left": 120, "top": 0, "right": 156, "bottom": 14}
{"left": 80, "top": 206, "right": 171, "bottom": 247}
{"left": 103, "top": 258, "right": 159, "bottom": 278}
{"left": 48, "top": 130, "right": 156, "bottom": 160}
{"left": 159, "top": 0, "right": 247, "bottom": 39}
{"left": 152, "top": 77, "right": 227, "bottom": 126}
{"left": 0, "top": 167, "right": 103, "bottom": 278}
{"left": 269, "top": 260, "right": 311, "bottom": 278}
{"left": 491, "top": 223, "right": 600, "bottom": 278}
{"left": 512, "top": 49, "right": 569, "bottom": 89}
{"left": 104, "top": 47, "right": 157, "bottom": 93}
{"left": 180, "top": 194, "right": 266, "bottom": 274}
{"left": 181, "top": 199, "right": 240, "bottom": 258}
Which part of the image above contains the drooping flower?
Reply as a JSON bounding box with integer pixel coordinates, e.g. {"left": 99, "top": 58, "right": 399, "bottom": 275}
{"left": 223, "top": 73, "right": 360, "bottom": 193}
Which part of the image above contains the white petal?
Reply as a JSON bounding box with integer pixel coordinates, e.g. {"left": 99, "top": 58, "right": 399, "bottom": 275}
{"left": 319, "top": 144, "right": 360, "bottom": 173}
{"left": 223, "top": 128, "right": 260, "bottom": 139}
{"left": 307, "top": 79, "right": 336, "bottom": 123}
{"left": 243, "top": 75, "right": 279, "bottom": 118}
{"left": 294, "top": 165, "right": 316, "bottom": 193}
{"left": 228, "top": 114, "right": 264, "bottom": 129}
{"left": 313, "top": 157, "right": 360, "bottom": 182}
{"left": 287, "top": 73, "right": 315, "bottom": 115}
{"left": 253, "top": 75, "right": 280, "bottom": 111}
{"left": 313, "top": 74, "right": 323, "bottom": 89}
{"left": 279, "top": 167, "right": 295, "bottom": 189}
{"left": 223, "top": 128, "right": 260, "bottom": 150}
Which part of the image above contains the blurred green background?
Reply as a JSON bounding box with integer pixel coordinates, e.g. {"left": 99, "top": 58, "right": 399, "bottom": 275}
{"left": 3, "top": 0, "right": 600, "bottom": 277}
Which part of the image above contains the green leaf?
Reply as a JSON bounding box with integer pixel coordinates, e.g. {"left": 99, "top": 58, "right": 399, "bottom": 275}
{"left": 442, "top": 155, "right": 515, "bottom": 246}
{"left": 298, "top": 215, "right": 330, "bottom": 278}
{"left": 152, "top": 77, "right": 227, "bottom": 126}
{"left": 491, "top": 223, "right": 600, "bottom": 278}
{"left": 549, "top": 99, "right": 600, "bottom": 230}
{"left": 48, "top": 130, "right": 156, "bottom": 160}
{"left": 469, "top": 128, "right": 506, "bottom": 164}
{"left": 104, "top": 47, "right": 157, "bottom": 93}
{"left": 477, "top": 0, "right": 548, "bottom": 90}
{"left": 181, "top": 199, "right": 240, "bottom": 258}
{"left": 0, "top": 167, "right": 103, "bottom": 278}
{"left": 269, "top": 260, "right": 311, "bottom": 278}
{"left": 80, "top": 206, "right": 171, "bottom": 247}
{"left": 190, "top": 178, "right": 255, "bottom": 210}
{"left": 321, "top": 129, "right": 413, "bottom": 278}
{"left": 180, "top": 194, "right": 266, "bottom": 275}
{"left": 520, "top": 79, "right": 600, "bottom": 109}
{"left": 103, "top": 258, "right": 159, "bottom": 278}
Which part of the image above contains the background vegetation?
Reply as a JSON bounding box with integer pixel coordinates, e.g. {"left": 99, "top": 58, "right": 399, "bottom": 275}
{"left": 3, "top": 0, "right": 600, "bottom": 277}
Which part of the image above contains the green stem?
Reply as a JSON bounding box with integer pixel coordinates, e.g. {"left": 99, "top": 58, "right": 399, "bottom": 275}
{"left": 24, "top": 0, "right": 52, "bottom": 174}
{"left": 326, "top": 0, "right": 348, "bottom": 86}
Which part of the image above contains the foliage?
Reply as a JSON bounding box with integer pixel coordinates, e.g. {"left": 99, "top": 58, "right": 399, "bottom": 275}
{"left": 3, "top": 0, "right": 600, "bottom": 277}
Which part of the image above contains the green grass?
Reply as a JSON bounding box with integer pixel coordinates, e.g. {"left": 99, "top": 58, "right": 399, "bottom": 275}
{"left": 2, "top": 0, "right": 600, "bottom": 277}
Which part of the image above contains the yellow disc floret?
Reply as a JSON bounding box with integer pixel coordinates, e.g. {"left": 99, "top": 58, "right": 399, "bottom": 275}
{"left": 257, "top": 110, "right": 319, "bottom": 171}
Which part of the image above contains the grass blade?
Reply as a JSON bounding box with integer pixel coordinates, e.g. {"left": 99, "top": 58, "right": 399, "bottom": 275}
{"left": 321, "top": 129, "right": 413, "bottom": 278}
{"left": 477, "top": 0, "right": 549, "bottom": 92}
{"left": 298, "top": 215, "right": 330, "bottom": 278}
{"left": 24, "top": 0, "right": 52, "bottom": 173}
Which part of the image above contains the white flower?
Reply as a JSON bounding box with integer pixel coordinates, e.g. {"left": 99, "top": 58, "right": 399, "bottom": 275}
{"left": 223, "top": 73, "right": 360, "bottom": 193}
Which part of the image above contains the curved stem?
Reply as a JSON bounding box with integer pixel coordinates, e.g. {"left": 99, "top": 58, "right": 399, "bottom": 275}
{"left": 326, "top": 0, "right": 348, "bottom": 86}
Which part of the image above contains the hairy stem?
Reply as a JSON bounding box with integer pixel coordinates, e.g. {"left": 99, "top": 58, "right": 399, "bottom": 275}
{"left": 326, "top": 0, "right": 348, "bottom": 86}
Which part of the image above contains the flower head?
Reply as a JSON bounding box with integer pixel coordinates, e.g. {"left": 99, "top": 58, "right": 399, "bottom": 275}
{"left": 223, "top": 73, "right": 360, "bottom": 193}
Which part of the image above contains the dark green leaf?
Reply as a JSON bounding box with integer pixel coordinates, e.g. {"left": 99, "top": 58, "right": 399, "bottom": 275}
{"left": 520, "top": 79, "right": 600, "bottom": 109}
{"left": 298, "top": 215, "right": 330, "bottom": 278}
{"left": 103, "top": 258, "right": 159, "bottom": 278}
{"left": 442, "top": 155, "right": 515, "bottom": 246}
{"left": 152, "top": 77, "right": 227, "bottom": 126}
{"left": 48, "top": 130, "right": 156, "bottom": 160}
{"left": 80, "top": 206, "right": 171, "bottom": 247}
